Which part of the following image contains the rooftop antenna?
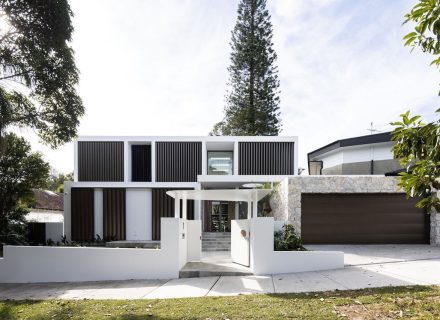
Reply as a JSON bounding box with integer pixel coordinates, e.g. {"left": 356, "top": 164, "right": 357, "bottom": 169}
{"left": 367, "top": 122, "right": 381, "bottom": 135}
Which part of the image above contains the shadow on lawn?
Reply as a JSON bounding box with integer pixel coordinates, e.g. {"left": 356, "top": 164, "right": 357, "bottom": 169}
{"left": 267, "top": 285, "right": 435, "bottom": 301}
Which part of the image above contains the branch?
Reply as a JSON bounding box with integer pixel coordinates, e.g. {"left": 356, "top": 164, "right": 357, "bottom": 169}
{"left": 0, "top": 70, "right": 30, "bottom": 81}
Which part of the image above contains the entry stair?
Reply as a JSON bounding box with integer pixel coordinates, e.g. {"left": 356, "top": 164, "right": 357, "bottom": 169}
{"left": 202, "top": 232, "right": 231, "bottom": 252}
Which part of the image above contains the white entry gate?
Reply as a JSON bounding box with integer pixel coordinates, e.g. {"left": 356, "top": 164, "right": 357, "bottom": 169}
{"left": 231, "top": 219, "right": 250, "bottom": 267}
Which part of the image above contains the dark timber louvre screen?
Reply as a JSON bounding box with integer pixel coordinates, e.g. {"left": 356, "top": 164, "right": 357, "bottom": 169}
{"left": 155, "top": 142, "right": 202, "bottom": 182}
{"left": 238, "top": 142, "right": 295, "bottom": 175}
{"left": 152, "top": 188, "right": 195, "bottom": 240}
{"left": 103, "top": 188, "right": 126, "bottom": 240}
{"left": 131, "top": 145, "right": 152, "bottom": 182}
{"left": 71, "top": 188, "right": 95, "bottom": 241}
{"left": 78, "top": 141, "right": 124, "bottom": 181}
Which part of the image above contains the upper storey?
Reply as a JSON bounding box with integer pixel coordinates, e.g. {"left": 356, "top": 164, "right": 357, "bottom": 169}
{"left": 74, "top": 136, "right": 298, "bottom": 183}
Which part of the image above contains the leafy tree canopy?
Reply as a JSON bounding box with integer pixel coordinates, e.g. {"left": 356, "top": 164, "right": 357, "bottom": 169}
{"left": 0, "top": 0, "right": 83, "bottom": 148}
{"left": 0, "top": 133, "right": 49, "bottom": 244}
{"left": 212, "top": 0, "right": 281, "bottom": 136}
{"left": 403, "top": 0, "right": 440, "bottom": 67}
{"left": 391, "top": 110, "right": 440, "bottom": 212}
{"left": 391, "top": 0, "right": 440, "bottom": 213}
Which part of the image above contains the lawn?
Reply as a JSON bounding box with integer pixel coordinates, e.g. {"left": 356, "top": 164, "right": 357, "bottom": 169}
{"left": 1, "top": 286, "right": 439, "bottom": 319}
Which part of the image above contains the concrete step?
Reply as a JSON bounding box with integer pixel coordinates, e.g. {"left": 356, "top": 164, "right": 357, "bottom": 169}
{"left": 202, "top": 245, "right": 231, "bottom": 249}
{"left": 180, "top": 261, "right": 252, "bottom": 278}
{"left": 202, "top": 236, "right": 230, "bottom": 240}
{"left": 202, "top": 232, "right": 231, "bottom": 252}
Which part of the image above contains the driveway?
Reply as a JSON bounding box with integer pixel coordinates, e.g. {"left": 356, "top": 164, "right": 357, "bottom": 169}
{"left": 0, "top": 245, "right": 439, "bottom": 300}
{"left": 305, "top": 244, "right": 440, "bottom": 266}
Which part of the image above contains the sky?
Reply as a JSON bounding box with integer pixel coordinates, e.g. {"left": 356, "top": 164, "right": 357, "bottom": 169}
{"left": 21, "top": 0, "right": 439, "bottom": 174}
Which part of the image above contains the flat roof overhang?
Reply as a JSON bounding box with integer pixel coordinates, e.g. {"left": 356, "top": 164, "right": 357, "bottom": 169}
{"left": 166, "top": 189, "right": 271, "bottom": 202}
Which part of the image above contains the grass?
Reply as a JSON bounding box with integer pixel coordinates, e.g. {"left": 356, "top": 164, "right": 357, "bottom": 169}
{"left": 0, "top": 286, "right": 439, "bottom": 319}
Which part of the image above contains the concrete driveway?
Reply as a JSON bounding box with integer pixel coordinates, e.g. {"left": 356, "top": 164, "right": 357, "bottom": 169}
{"left": 305, "top": 244, "right": 440, "bottom": 266}
{"left": 0, "top": 245, "right": 439, "bottom": 300}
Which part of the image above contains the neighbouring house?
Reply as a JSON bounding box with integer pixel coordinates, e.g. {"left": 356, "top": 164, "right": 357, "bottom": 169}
{"left": 307, "top": 132, "right": 401, "bottom": 175}
{"left": 26, "top": 189, "right": 64, "bottom": 244}
{"left": 64, "top": 136, "right": 298, "bottom": 245}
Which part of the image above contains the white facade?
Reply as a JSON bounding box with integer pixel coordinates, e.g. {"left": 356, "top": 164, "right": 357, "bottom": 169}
{"left": 65, "top": 135, "right": 298, "bottom": 241}
{"left": 316, "top": 142, "right": 394, "bottom": 170}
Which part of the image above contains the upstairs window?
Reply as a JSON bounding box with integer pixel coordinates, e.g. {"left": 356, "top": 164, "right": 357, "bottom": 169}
{"left": 207, "top": 151, "right": 233, "bottom": 175}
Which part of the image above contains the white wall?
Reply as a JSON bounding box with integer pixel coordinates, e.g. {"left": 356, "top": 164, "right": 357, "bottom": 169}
{"left": 63, "top": 182, "right": 72, "bottom": 241}
{"left": 94, "top": 188, "right": 103, "bottom": 238}
{"left": 343, "top": 142, "right": 394, "bottom": 163}
{"left": 126, "top": 188, "right": 152, "bottom": 240}
{"left": 318, "top": 142, "right": 395, "bottom": 169}
{"left": 319, "top": 151, "right": 343, "bottom": 169}
{"left": 250, "top": 217, "right": 344, "bottom": 275}
{"left": 45, "top": 223, "right": 64, "bottom": 242}
{"left": 178, "top": 219, "right": 187, "bottom": 269}
{"left": 0, "top": 218, "right": 185, "bottom": 283}
{"left": 187, "top": 220, "right": 201, "bottom": 261}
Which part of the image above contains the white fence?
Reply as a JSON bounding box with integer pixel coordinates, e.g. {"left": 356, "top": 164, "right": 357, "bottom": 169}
{"left": 249, "top": 217, "right": 344, "bottom": 275}
{"left": 0, "top": 218, "right": 187, "bottom": 283}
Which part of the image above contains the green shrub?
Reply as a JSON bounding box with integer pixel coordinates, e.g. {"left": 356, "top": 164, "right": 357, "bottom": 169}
{"left": 274, "top": 224, "right": 304, "bottom": 251}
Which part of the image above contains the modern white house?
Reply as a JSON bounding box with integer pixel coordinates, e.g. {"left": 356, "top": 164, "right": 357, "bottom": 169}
{"left": 63, "top": 136, "right": 299, "bottom": 245}
{"left": 307, "top": 132, "right": 401, "bottom": 175}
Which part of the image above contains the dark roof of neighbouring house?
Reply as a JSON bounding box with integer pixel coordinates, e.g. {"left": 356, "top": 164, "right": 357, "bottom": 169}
{"left": 308, "top": 132, "right": 393, "bottom": 161}
{"left": 31, "top": 189, "right": 63, "bottom": 211}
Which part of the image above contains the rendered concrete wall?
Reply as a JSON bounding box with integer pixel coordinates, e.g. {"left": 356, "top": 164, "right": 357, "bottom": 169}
{"left": 250, "top": 218, "right": 344, "bottom": 275}
{"left": 126, "top": 188, "right": 152, "bottom": 240}
{"left": 0, "top": 218, "right": 184, "bottom": 283}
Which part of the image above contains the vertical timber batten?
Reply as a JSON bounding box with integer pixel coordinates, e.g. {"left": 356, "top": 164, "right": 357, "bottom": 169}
{"left": 71, "top": 188, "right": 95, "bottom": 241}
{"left": 103, "top": 188, "right": 126, "bottom": 240}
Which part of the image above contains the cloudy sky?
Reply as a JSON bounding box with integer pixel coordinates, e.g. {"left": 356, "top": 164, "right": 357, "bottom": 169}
{"left": 23, "top": 0, "right": 439, "bottom": 174}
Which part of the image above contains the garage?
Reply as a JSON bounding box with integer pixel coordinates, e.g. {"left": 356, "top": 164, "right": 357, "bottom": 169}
{"left": 301, "top": 193, "right": 430, "bottom": 244}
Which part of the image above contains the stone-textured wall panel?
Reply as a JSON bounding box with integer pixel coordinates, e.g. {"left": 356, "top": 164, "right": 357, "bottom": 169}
{"left": 269, "top": 179, "right": 289, "bottom": 221}
{"left": 431, "top": 191, "right": 440, "bottom": 246}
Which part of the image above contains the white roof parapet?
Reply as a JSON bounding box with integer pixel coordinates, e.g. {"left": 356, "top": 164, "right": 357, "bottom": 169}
{"left": 25, "top": 210, "right": 64, "bottom": 223}
{"left": 166, "top": 189, "right": 271, "bottom": 202}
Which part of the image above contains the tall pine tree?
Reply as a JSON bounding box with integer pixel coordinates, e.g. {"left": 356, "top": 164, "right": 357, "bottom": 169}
{"left": 212, "top": 0, "right": 281, "bottom": 136}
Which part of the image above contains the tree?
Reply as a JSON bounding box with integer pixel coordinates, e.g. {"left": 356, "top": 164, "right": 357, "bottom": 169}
{"left": 211, "top": 0, "right": 281, "bottom": 136}
{"left": 390, "top": 0, "right": 440, "bottom": 213}
{"left": 0, "top": 133, "right": 49, "bottom": 244}
{"left": 403, "top": 0, "right": 440, "bottom": 68}
{"left": 0, "top": 0, "right": 83, "bottom": 150}
{"left": 46, "top": 170, "right": 73, "bottom": 193}
{"left": 391, "top": 110, "right": 440, "bottom": 212}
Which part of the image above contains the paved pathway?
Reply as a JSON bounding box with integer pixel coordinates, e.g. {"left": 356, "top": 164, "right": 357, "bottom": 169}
{"left": 1, "top": 257, "right": 439, "bottom": 300}
{"left": 1, "top": 245, "right": 439, "bottom": 300}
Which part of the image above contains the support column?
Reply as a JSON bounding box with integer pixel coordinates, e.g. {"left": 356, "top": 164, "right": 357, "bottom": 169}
{"left": 252, "top": 190, "right": 258, "bottom": 218}
{"left": 94, "top": 188, "right": 103, "bottom": 238}
{"left": 247, "top": 200, "right": 251, "bottom": 219}
{"left": 174, "top": 196, "right": 181, "bottom": 218}
{"left": 124, "top": 141, "right": 129, "bottom": 182}
{"left": 182, "top": 198, "right": 187, "bottom": 220}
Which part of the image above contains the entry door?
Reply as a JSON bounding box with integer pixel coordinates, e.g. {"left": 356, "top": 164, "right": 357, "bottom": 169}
{"left": 231, "top": 219, "right": 250, "bottom": 266}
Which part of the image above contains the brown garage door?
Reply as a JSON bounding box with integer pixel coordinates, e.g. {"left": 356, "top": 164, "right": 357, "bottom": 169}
{"left": 302, "top": 193, "right": 429, "bottom": 244}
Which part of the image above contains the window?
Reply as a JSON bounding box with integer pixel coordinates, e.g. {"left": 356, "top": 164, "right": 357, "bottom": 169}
{"left": 207, "top": 151, "right": 233, "bottom": 175}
